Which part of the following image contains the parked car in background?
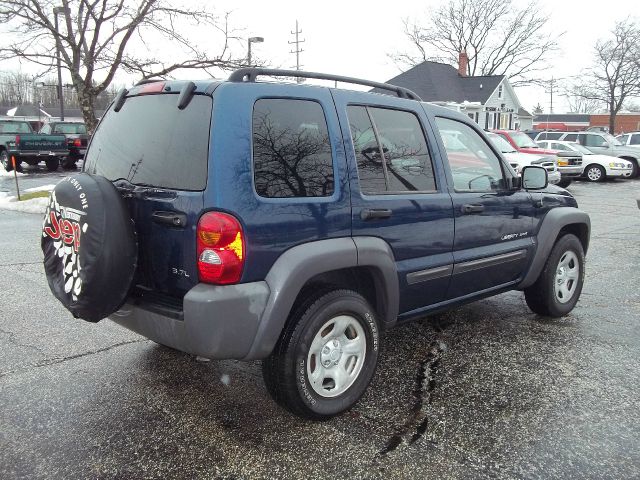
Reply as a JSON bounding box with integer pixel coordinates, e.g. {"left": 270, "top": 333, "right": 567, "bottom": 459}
{"left": 0, "top": 119, "right": 67, "bottom": 171}
{"left": 486, "top": 132, "right": 561, "bottom": 185}
{"left": 615, "top": 132, "right": 640, "bottom": 148}
{"left": 39, "top": 121, "right": 89, "bottom": 169}
{"left": 534, "top": 131, "right": 565, "bottom": 141}
{"left": 492, "top": 129, "right": 579, "bottom": 187}
{"left": 556, "top": 131, "right": 640, "bottom": 177}
{"left": 537, "top": 140, "right": 633, "bottom": 182}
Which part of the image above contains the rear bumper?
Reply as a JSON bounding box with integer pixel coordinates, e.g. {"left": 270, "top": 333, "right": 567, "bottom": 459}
{"left": 110, "top": 282, "right": 270, "bottom": 359}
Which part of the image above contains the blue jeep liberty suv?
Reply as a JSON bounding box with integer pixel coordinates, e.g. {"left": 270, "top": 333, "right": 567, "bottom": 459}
{"left": 42, "top": 68, "right": 590, "bottom": 420}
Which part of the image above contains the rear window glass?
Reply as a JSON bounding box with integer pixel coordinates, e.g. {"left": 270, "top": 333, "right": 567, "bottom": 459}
{"left": 0, "top": 122, "right": 32, "bottom": 134}
{"left": 53, "top": 123, "right": 87, "bottom": 134}
{"left": 84, "top": 94, "right": 212, "bottom": 191}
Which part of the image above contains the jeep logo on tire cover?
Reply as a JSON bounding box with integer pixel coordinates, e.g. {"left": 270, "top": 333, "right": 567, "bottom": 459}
{"left": 42, "top": 189, "right": 89, "bottom": 301}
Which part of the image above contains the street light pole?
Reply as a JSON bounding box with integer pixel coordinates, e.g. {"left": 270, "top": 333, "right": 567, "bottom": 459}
{"left": 53, "top": 6, "right": 69, "bottom": 121}
{"left": 247, "top": 36, "right": 264, "bottom": 67}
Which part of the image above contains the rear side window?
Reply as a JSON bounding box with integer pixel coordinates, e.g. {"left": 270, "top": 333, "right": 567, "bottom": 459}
{"left": 252, "top": 98, "right": 334, "bottom": 198}
{"left": 347, "top": 105, "right": 436, "bottom": 194}
{"left": 630, "top": 134, "right": 640, "bottom": 145}
{"left": 85, "top": 94, "right": 212, "bottom": 191}
{"left": 563, "top": 133, "right": 578, "bottom": 142}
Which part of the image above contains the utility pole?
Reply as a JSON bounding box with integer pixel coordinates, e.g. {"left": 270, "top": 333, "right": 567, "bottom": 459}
{"left": 288, "top": 20, "right": 305, "bottom": 83}
{"left": 544, "top": 77, "right": 559, "bottom": 114}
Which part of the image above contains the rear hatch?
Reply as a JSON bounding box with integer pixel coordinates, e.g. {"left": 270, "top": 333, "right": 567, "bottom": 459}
{"left": 83, "top": 86, "right": 213, "bottom": 305}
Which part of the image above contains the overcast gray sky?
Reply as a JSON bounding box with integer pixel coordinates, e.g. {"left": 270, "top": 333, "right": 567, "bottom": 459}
{"left": 3, "top": 0, "right": 639, "bottom": 113}
{"left": 204, "top": 0, "right": 639, "bottom": 113}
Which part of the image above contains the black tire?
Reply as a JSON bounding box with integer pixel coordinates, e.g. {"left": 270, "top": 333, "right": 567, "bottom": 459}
{"left": 42, "top": 173, "right": 137, "bottom": 322}
{"left": 524, "top": 234, "right": 585, "bottom": 317}
{"left": 557, "top": 178, "right": 572, "bottom": 188}
{"left": 45, "top": 157, "right": 60, "bottom": 172}
{"left": 584, "top": 164, "right": 605, "bottom": 182}
{"left": 62, "top": 157, "right": 77, "bottom": 170}
{"left": 1, "top": 150, "right": 11, "bottom": 172}
{"left": 262, "top": 289, "right": 380, "bottom": 420}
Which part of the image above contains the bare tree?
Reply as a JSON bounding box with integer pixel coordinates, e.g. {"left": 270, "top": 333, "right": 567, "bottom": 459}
{"left": 391, "top": 0, "right": 561, "bottom": 86}
{"left": 532, "top": 103, "right": 543, "bottom": 114}
{"left": 569, "top": 20, "right": 640, "bottom": 132}
{"left": 0, "top": 0, "right": 247, "bottom": 131}
{"left": 563, "top": 92, "right": 603, "bottom": 114}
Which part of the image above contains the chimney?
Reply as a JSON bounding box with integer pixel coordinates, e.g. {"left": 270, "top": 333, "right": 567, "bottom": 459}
{"left": 458, "top": 51, "right": 468, "bottom": 77}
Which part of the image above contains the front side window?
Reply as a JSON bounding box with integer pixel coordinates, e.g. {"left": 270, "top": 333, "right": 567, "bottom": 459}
{"left": 551, "top": 142, "right": 570, "bottom": 151}
{"left": 253, "top": 99, "right": 334, "bottom": 198}
{"left": 436, "top": 117, "right": 506, "bottom": 192}
{"left": 0, "top": 122, "right": 32, "bottom": 134}
{"left": 617, "top": 134, "right": 629, "bottom": 144}
{"left": 347, "top": 106, "right": 436, "bottom": 194}
{"left": 584, "top": 134, "right": 606, "bottom": 147}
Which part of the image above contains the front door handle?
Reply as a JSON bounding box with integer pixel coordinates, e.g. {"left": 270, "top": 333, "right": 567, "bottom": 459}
{"left": 152, "top": 211, "right": 187, "bottom": 228}
{"left": 461, "top": 204, "right": 485, "bottom": 214}
{"left": 361, "top": 208, "right": 393, "bottom": 221}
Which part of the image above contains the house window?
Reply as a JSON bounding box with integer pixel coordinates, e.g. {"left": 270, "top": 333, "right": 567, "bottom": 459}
{"left": 498, "top": 84, "right": 503, "bottom": 99}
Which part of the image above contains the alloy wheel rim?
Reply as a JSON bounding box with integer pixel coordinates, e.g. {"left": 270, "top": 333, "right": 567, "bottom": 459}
{"left": 306, "top": 315, "right": 366, "bottom": 398}
{"left": 554, "top": 251, "right": 579, "bottom": 304}
{"left": 587, "top": 167, "right": 601, "bottom": 181}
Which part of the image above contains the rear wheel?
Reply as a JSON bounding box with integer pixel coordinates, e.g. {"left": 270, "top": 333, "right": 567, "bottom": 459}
{"left": 62, "top": 157, "right": 77, "bottom": 170}
{"left": 524, "top": 234, "right": 585, "bottom": 317}
{"left": 45, "top": 157, "right": 60, "bottom": 172}
{"left": 585, "top": 164, "right": 605, "bottom": 182}
{"left": 262, "top": 289, "right": 380, "bottom": 420}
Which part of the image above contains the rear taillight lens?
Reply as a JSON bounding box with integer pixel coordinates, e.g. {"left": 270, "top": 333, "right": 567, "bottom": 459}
{"left": 15, "top": 135, "right": 20, "bottom": 145}
{"left": 197, "top": 212, "right": 244, "bottom": 285}
{"left": 74, "top": 138, "right": 82, "bottom": 147}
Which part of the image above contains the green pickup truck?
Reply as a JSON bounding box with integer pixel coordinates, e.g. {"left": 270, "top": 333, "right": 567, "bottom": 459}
{"left": 0, "top": 119, "right": 67, "bottom": 172}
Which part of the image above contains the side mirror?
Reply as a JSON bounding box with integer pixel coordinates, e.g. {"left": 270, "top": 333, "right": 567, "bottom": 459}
{"left": 601, "top": 143, "right": 610, "bottom": 148}
{"left": 522, "top": 166, "right": 548, "bottom": 190}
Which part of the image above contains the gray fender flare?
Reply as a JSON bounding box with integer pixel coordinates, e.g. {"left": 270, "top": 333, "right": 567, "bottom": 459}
{"left": 518, "top": 207, "right": 590, "bottom": 289}
{"left": 243, "top": 237, "right": 399, "bottom": 360}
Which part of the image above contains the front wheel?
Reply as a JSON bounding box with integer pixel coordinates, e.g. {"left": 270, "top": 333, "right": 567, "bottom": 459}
{"left": 1, "top": 150, "right": 13, "bottom": 172}
{"left": 584, "top": 164, "right": 605, "bottom": 182}
{"left": 524, "top": 234, "right": 585, "bottom": 317}
{"left": 262, "top": 289, "right": 380, "bottom": 420}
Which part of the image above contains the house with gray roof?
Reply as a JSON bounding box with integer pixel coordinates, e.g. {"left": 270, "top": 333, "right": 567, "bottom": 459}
{"left": 379, "top": 53, "right": 527, "bottom": 130}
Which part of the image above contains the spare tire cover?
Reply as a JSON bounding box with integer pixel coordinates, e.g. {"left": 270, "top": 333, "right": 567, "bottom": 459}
{"left": 42, "top": 173, "right": 137, "bottom": 322}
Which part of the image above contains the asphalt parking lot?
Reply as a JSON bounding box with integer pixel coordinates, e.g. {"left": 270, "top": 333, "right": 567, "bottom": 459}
{"left": 1, "top": 170, "right": 639, "bottom": 479}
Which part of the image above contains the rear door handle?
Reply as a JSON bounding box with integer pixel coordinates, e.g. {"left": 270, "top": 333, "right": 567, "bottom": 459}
{"left": 361, "top": 208, "right": 393, "bottom": 221}
{"left": 461, "top": 204, "right": 485, "bottom": 214}
{"left": 152, "top": 211, "right": 187, "bottom": 228}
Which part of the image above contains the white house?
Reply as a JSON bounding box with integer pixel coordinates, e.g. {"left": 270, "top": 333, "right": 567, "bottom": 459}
{"left": 380, "top": 53, "right": 531, "bottom": 130}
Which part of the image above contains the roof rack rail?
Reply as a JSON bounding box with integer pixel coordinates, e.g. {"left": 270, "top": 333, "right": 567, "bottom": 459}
{"left": 228, "top": 68, "right": 422, "bottom": 101}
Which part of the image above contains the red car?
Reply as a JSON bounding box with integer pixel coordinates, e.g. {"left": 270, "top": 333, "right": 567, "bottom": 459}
{"left": 492, "top": 129, "right": 559, "bottom": 156}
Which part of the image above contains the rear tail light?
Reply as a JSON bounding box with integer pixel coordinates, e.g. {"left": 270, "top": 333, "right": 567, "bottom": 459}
{"left": 73, "top": 138, "right": 82, "bottom": 147}
{"left": 15, "top": 135, "right": 20, "bottom": 145}
{"left": 197, "top": 212, "right": 245, "bottom": 284}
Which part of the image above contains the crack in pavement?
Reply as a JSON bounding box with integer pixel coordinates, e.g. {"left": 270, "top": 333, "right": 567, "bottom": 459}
{"left": 0, "top": 261, "right": 42, "bottom": 267}
{"left": 0, "top": 327, "right": 47, "bottom": 356}
{"left": 377, "top": 339, "right": 447, "bottom": 457}
{"left": 0, "top": 338, "right": 148, "bottom": 379}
